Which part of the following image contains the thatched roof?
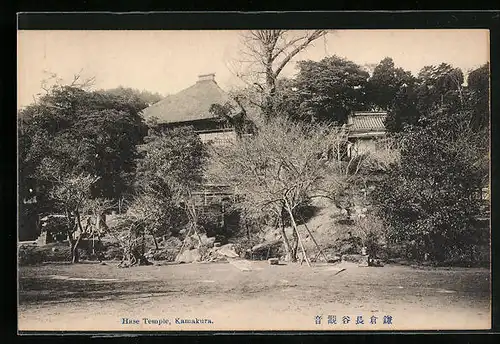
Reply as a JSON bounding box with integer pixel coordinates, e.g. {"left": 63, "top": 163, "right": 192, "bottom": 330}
{"left": 141, "top": 74, "right": 232, "bottom": 124}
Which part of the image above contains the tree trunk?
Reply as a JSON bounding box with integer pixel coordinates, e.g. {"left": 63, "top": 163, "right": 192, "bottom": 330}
{"left": 263, "top": 56, "right": 276, "bottom": 120}
{"left": 95, "top": 234, "right": 104, "bottom": 262}
{"left": 71, "top": 210, "right": 86, "bottom": 263}
{"left": 65, "top": 210, "right": 82, "bottom": 264}
{"left": 68, "top": 228, "right": 83, "bottom": 264}
{"left": 72, "top": 235, "right": 83, "bottom": 263}
{"left": 152, "top": 233, "right": 159, "bottom": 250}
{"left": 188, "top": 202, "right": 203, "bottom": 247}
{"left": 137, "top": 229, "right": 151, "bottom": 265}
{"left": 263, "top": 92, "right": 276, "bottom": 121}
{"left": 279, "top": 205, "right": 298, "bottom": 262}
{"left": 291, "top": 233, "right": 298, "bottom": 261}
{"left": 75, "top": 210, "right": 84, "bottom": 233}
{"left": 67, "top": 233, "right": 76, "bottom": 262}
{"left": 279, "top": 215, "right": 293, "bottom": 262}
{"left": 176, "top": 224, "right": 193, "bottom": 261}
{"left": 284, "top": 200, "right": 311, "bottom": 267}
{"left": 120, "top": 224, "right": 152, "bottom": 267}
{"left": 291, "top": 221, "right": 299, "bottom": 261}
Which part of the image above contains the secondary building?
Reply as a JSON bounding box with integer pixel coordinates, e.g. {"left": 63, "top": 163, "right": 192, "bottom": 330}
{"left": 346, "top": 111, "right": 388, "bottom": 158}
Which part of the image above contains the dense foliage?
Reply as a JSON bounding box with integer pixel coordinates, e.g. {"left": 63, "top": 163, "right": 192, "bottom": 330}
{"left": 18, "top": 85, "right": 148, "bottom": 203}
{"left": 365, "top": 57, "right": 415, "bottom": 112}
{"left": 372, "top": 93, "right": 489, "bottom": 263}
{"left": 102, "top": 86, "right": 164, "bottom": 106}
{"left": 135, "top": 126, "right": 207, "bottom": 197}
{"left": 276, "top": 56, "right": 371, "bottom": 124}
{"left": 18, "top": 85, "right": 149, "bottom": 262}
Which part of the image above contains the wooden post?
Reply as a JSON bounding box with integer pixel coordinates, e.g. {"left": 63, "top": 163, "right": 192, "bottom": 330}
{"left": 299, "top": 216, "right": 329, "bottom": 263}
{"left": 313, "top": 250, "right": 321, "bottom": 262}
{"left": 193, "top": 224, "right": 203, "bottom": 247}
{"left": 176, "top": 224, "right": 193, "bottom": 260}
{"left": 219, "top": 201, "right": 225, "bottom": 228}
{"left": 189, "top": 202, "right": 203, "bottom": 247}
{"left": 284, "top": 199, "right": 311, "bottom": 267}
{"left": 295, "top": 227, "right": 311, "bottom": 267}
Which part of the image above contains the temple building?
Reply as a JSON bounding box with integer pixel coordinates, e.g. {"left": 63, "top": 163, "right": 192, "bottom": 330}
{"left": 141, "top": 73, "right": 249, "bottom": 146}
{"left": 346, "top": 111, "right": 388, "bottom": 158}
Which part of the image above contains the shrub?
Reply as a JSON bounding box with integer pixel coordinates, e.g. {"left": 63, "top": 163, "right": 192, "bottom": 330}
{"left": 101, "top": 241, "right": 124, "bottom": 260}
{"left": 18, "top": 245, "right": 44, "bottom": 266}
{"left": 372, "top": 109, "right": 488, "bottom": 264}
{"left": 332, "top": 233, "right": 363, "bottom": 255}
{"left": 18, "top": 243, "right": 72, "bottom": 265}
{"left": 440, "top": 244, "right": 490, "bottom": 267}
{"left": 150, "top": 236, "right": 183, "bottom": 261}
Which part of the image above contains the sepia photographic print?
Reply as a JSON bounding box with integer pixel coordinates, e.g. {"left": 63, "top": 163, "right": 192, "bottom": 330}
{"left": 17, "top": 27, "right": 491, "bottom": 332}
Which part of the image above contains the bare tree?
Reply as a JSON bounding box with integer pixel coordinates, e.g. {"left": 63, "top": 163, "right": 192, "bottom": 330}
{"left": 100, "top": 186, "right": 177, "bottom": 268}
{"left": 42, "top": 169, "right": 101, "bottom": 263}
{"left": 107, "top": 214, "right": 153, "bottom": 268}
{"left": 207, "top": 116, "right": 357, "bottom": 262}
{"left": 230, "top": 30, "right": 329, "bottom": 119}
{"left": 39, "top": 69, "right": 96, "bottom": 97}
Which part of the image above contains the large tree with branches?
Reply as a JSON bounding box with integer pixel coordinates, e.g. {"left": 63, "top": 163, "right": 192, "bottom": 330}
{"left": 231, "top": 30, "right": 328, "bottom": 119}
{"left": 207, "top": 116, "right": 377, "bottom": 262}
{"left": 373, "top": 103, "right": 489, "bottom": 263}
{"left": 36, "top": 157, "right": 101, "bottom": 263}
{"left": 18, "top": 82, "right": 148, "bottom": 210}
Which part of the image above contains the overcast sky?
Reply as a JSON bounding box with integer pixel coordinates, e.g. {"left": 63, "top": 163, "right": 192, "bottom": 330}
{"left": 17, "top": 29, "right": 489, "bottom": 109}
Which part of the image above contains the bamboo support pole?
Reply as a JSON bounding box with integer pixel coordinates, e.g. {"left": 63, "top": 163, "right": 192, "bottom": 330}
{"left": 295, "top": 227, "right": 310, "bottom": 267}
{"left": 284, "top": 199, "right": 311, "bottom": 267}
{"left": 299, "top": 216, "right": 329, "bottom": 263}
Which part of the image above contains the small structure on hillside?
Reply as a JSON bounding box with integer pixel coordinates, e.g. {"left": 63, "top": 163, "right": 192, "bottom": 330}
{"left": 346, "top": 111, "right": 387, "bottom": 157}
{"left": 36, "top": 214, "right": 67, "bottom": 245}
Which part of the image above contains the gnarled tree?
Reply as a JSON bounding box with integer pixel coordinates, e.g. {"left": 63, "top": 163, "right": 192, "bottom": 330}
{"left": 230, "top": 30, "right": 328, "bottom": 119}
{"left": 208, "top": 116, "right": 368, "bottom": 262}
{"left": 38, "top": 160, "right": 100, "bottom": 263}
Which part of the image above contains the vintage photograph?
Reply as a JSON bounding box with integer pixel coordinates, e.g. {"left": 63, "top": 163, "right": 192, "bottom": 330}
{"left": 17, "top": 29, "right": 490, "bottom": 332}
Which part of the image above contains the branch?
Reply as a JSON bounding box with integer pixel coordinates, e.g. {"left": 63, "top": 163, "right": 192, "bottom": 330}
{"left": 273, "top": 30, "right": 328, "bottom": 79}
{"left": 259, "top": 198, "right": 285, "bottom": 211}
{"left": 271, "top": 33, "right": 310, "bottom": 61}
{"left": 309, "top": 194, "right": 336, "bottom": 202}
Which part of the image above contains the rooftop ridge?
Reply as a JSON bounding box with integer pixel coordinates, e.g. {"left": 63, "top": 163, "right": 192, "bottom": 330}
{"left": 141, "top": 73, "right": 232, "bottom": 124}
{"left": 352, "top": 111, "right": 388, "bottom": 115}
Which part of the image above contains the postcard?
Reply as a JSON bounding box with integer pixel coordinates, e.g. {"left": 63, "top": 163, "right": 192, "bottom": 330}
{"left": 17, "top": 25, "right": 491, "bottom": 332}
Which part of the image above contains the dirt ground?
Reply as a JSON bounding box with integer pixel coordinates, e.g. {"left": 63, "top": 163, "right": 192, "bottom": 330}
{"left": 18, "top": 261, "right": 491, "bottom": 331}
